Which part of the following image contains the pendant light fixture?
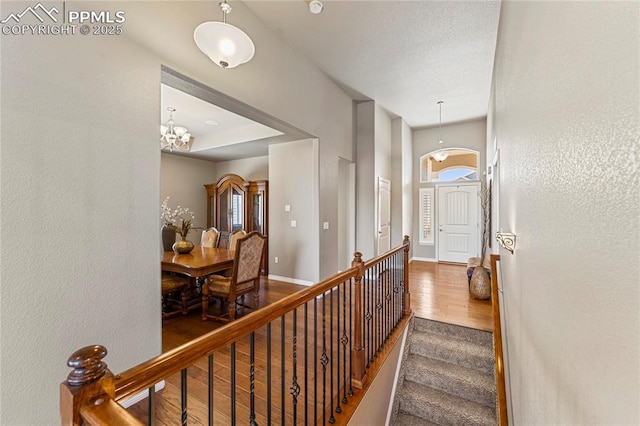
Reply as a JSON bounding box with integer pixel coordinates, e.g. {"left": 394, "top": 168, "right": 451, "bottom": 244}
{"left": 194, "top": 0, "right": 255, "bottom": 69}
{"left": 160, "top": 107, "right": 191, "bottom": 152}
{"left": 432, "top": 100, "right": 449, "bottom": 163}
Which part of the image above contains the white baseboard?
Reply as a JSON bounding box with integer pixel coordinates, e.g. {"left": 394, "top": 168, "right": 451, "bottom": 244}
{"left": 120, "top": 381, "right": 165, "bottom": 409}
{"left": 410, "top": 257, "right": 437, "bottom": 263}
{"left": 268, "top": 274, "right": 314, "bottom": 286}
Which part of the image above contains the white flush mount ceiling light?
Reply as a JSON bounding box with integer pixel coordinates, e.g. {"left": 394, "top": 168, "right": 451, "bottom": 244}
{"left": 432, "top": 100, "right": 449, "bottom": 163}
{"left": 194, "top": 0, "right": 255, "bottom": 69}
{"left": 161, "top": 107, "right": 191, "bottom": 152}
{"left": 309, "top": 0, "right": 324, "bottom": 14}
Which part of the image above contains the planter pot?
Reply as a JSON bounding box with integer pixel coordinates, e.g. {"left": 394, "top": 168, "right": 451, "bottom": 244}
{"left": 162, "top": 225, "right": 176, "bottom": 251}
{"left": 469, "top": 266, "right": 491, "bottom": 300}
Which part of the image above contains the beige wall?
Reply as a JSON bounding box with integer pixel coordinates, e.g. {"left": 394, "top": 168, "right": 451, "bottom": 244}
{"left": 122, "top": 1, "right": 353, "bottom": 280}
{"left": 0, "top": 1, "right": 354, "bottom": 423}
{"left": 391, "top": 118, "right": 413, "bottom": 248}
{"left": 490, "top": 1, "right": 639, "bottom": 423}
{"left": 268, "top": 140, "right": 319, "bottom": 283}
{"left": 1, "top": 31, "right": 161, "bottom": 424}
{"left": 215, "top": 155, "right": 269, "bottom": 182}
{"left": 412, "top": 119, "right": 487, "bottom": 260}
{"left": 347, "top": 327, "right": 407, "bottom": 425}
{"left": 161, "top": 153, "right": 217, "bottom": 240}
{"left": 356, "top": 101, "right": 394, "bottom": 259}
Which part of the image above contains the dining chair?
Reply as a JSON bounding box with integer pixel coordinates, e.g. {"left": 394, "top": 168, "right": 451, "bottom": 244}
{"left": 201, "top": 227, "right": 220, "bottom": 248}
{"left": 161, "top": 273, "right": 189, "bottom": 318}
{"left": 228, "top": 229, "right": 247, "bottom": 251}
{"left": 201, "top": 231, "right": 266, "bottom": 322}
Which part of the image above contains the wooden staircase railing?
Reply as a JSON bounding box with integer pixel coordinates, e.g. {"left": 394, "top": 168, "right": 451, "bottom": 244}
{"left": 61, "top": 237, "right": 412, "bottom": 425}
{"left": 490, "top": 254, "right": 508, "bottom": 426}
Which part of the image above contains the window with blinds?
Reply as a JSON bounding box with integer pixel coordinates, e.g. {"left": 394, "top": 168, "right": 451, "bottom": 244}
{"left": 419, "top": 187, "right": 434, "bottom": 245}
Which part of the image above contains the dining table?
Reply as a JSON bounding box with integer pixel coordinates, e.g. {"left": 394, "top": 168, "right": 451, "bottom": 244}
{"left": 161, "top": 246, "right": 234, "bottom": 279}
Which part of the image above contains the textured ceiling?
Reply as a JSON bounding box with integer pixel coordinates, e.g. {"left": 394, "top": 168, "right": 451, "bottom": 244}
{"left": 124, "top": 0, "right": 501, "bottom": 159}
{"left": 244, "top": 0, "right": 501, "bottom": 127}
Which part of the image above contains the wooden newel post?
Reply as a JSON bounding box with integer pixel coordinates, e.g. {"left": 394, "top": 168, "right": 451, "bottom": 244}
{"left": 402, "top": 235, "right": 411, "bottom": 316}
{"left": 60, "top": 345, "right": 115, "bottom": 425}
{"left": 350, "top": 252, "right": 368, "bottom": 389}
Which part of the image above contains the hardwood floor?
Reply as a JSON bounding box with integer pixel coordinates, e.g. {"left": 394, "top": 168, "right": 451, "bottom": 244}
{"left": 409, "top": 260, "right": 493, "bottom": 332}
{"left": 126, "top": 261, "right": 492, "bottom": 424}
{"left": 161, "top": 260, "right": 491, "bottom": 351}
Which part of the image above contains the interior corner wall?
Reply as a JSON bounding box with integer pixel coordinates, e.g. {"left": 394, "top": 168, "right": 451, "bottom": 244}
{"left": 411, "top": 119, "right": 487, "bottom": 260}
{"left": 161, "top": 153, "right": 218, "bottom": 239}
{"left": 268, "top": 139, "right": 319, "bottom": 283}
{"left": 391, "top": 117, "right": 413, "bottom": 248}
{"left": 1, "top": 33, "right": 161, "bottom": 424}
{"left": 356, "top": 101, "right": 394, "bottom": 259}
{"left": 374, "top": 105, "right": 392, "bottom": 255}
{"left": 356, "top": 102, "right": 376, "bottom": 259}
{"left": 214, "top": 155, "right": 269, "bottom": 182}
{"left": 491, "top": 1, "right": 639, "bottom": 424}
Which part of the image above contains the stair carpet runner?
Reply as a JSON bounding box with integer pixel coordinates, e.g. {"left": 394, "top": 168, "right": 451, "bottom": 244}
{"left": 392, "top": 317, "right": 497, "bottom": 425}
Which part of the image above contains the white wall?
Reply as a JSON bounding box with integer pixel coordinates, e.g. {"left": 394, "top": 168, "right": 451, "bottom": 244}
{"left": 268, "top": 139, "right": 319, "bottom": 283}
{"left": 412, "top": 119, "right": 487, "bottom": 260}
{"left": 215, "top": 155, "right": 269, "bottom": 181}
{"left": 491, "top": 2, "right": 639, "bottom": 424}
{"left": 0, "top": 32, "right": 161, "bottom": 424}
{"left": 161, "top": 153, "right": 217, "bottom": 240}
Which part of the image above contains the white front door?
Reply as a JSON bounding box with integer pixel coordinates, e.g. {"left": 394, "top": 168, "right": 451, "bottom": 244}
{"left": 437, "top": 183, "right": 479, "bottom": 263}
{"left": 377, "top": 177, "right": 391, "bottom": 255}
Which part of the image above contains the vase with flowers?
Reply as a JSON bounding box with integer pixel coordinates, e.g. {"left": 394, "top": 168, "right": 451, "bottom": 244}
{"left": 161, "top": 197, "right": 199, "bottom": 254}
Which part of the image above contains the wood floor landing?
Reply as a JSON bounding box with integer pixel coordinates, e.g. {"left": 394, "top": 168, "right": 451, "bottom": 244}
{"left": 161, "top": 261, "right": 491, "bottom": 351}
{"left": 127, "top": 261, "right": 491, "bottom": 424}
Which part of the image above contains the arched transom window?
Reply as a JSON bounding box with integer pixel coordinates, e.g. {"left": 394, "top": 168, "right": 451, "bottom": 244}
{"left": 420, "top": 148, "right": 479, "bottom": 183}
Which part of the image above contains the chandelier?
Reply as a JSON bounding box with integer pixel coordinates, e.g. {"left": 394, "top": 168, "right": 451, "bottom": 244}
{"left": 432, "top": 100, "right": 449, "bottom": 163}
{"left": 193, "top": 0, "right": 255, "bottom": 69}
{"left": 160, "top": 107, "right": 191, "bottom": 152}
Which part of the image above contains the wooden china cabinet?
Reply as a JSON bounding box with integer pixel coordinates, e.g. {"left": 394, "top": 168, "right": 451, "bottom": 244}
{"left": 204, "top": 174, "right": 269, "bottom": 274}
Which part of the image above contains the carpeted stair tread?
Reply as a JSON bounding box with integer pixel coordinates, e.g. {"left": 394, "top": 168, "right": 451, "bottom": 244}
{"left": 414, "top": 317, "right": 493, "bottom": 346}
{"left": 394, "top": 412, "right": 440, "bottom": 426}
{"left": 410, "top": 330, "right": 494, "bottom": 374}
{"left": 399, "top": 380, "right": 497, "bottom": 426}
{"left": 405, "top": 353, "right": 496, "bottom": 407}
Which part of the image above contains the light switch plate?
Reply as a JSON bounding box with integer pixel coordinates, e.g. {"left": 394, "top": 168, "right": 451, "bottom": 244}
{"left": 284, "top": 204, "right": 291, "bottom": 212}
{"left": 291, "top": 220, "right": 297, "bottom": 228}
{"left": 323, "top": 222, "right": 329, "bottom": 230}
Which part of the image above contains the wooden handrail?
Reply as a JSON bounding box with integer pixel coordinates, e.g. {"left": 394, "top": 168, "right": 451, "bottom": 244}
{"left": 114, "top": 267, "right": 358, "bottom": 402}
{"left": 362, "top": 239, "right": 407, "bottom": 269}
{"left": 116, "top": 238, "right": 411, "bottom": 401}
{"left": 490, "top": 254, "right": 508, "bottom": 426}
{"left": 61, "top": 237, "right": 412, "bottom": 424}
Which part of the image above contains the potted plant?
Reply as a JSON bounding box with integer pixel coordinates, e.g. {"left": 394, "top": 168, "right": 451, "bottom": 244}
{"left": 161, "top": 197, "right": 198, "bottom": 254}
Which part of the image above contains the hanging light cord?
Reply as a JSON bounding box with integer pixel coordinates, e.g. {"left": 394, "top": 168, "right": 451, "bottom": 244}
{"left": 220, "top": 0, "right": 231, "bottom": 23}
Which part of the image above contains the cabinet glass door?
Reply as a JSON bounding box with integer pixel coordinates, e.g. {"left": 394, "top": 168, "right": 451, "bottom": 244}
{"left": 231, "top": 187, "right": 244, "bottom": 232}
{"left": 252, "top": 193, "right": 263, "bottom": 233}
{"left": 219, "top": 186, "right": 228, "bottom": 232}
